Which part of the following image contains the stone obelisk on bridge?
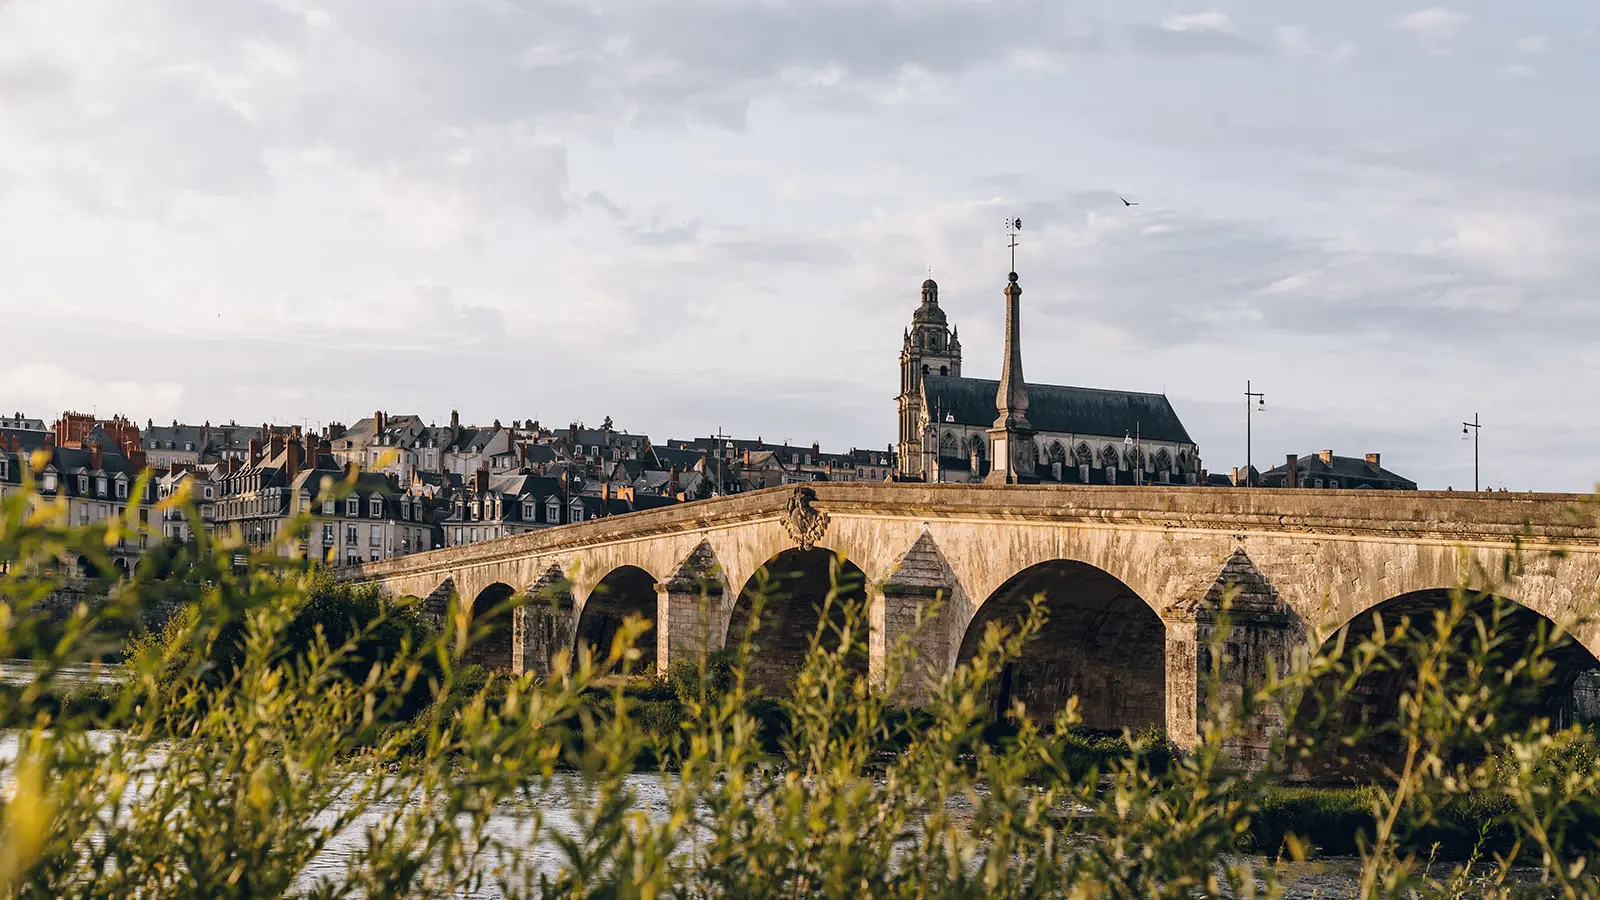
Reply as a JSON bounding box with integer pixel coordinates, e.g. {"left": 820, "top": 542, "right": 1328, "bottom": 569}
{"left": 987, "top": 268, "right": 1037, "bottom": 484}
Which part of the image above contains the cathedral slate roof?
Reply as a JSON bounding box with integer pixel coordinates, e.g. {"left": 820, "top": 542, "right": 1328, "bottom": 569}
{"left": 922, "top": 375, "right": 1193, "bottom": 444}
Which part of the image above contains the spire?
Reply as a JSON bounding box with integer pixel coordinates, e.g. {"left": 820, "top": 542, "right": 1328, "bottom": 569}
{"left": 993, "top": 272, "right": 1030, "bottom": 429}
{"left": 985, "top": 221, "right": 1036, "bottom": 485}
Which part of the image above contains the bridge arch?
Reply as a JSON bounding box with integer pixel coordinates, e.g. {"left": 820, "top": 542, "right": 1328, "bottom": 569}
{"left": 957, "top": 558, "right": 1166, "bottom": 731}
{"left": 726, "top": 546, "right": 869, "bottom": 694}
{"left": 463, "top": 582, "right": 518, "bottom": 671}
{"left": 1295, "top": 586, "right": 1600, "bottom": 775}
{"left": 575, "top": 565, "right": 659, "bottom": 673}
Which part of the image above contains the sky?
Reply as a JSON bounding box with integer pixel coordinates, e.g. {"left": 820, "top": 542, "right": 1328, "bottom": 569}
{"left": 1, "top": 0, "right": 1596, "bottom": 492}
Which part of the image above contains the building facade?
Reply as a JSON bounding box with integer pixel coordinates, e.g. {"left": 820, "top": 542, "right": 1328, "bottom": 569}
{"left": 1258, "top": 451, "right": 1417, "bottom": 491}
{"left": 894, "top": 274, "right": 1202, "bottom": 486}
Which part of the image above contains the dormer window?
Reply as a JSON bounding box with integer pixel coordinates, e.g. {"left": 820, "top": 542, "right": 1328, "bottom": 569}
{"left": 346, "top": 498, "right": 360, "bottom": 517}
{"left": 41, "top": 472, "right": 57, "bottom": 492}
{"left": 369, "top": 497, "right": 382, "bottom": 518}
{"left": 546, "top": 499, "right": 560, "bottom": 523}
{"left": 78, "top": 474, "right": 89, "bottom": 493}
{"left": 569, "top": 500, "right": 583, "bottom": 523}
{"left": 115, "top": 481, "right": 127, "bottom": 500}
{"left": 322, "top": 499, "right": 334, "bottom": 515}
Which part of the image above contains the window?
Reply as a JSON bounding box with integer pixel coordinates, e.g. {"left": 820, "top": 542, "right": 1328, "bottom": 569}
{"left": 204, "top": 486, "right": 214, "bottom": 499}
{"left": 1314, "top": 478, "right": 1324, "bottom": 488}
{"left": 570, "top": 501, "right": 583, "bottom": 523}
{"left": 346, "top": 524, "right": 357, "bottom": 545}
{"left": 96, "top": 476, "right": 108, "bottom": 496}
{"left": 39, "top": 472, "right": 55, "bottom": 491}
{"left": 323, "top": 524, "right": 335, "bottom": 544}
{"left": 0, "top": 459, "right": 6, "bottom": 479}
{"left": 469, "top": 527, "right": 478, "bottom": 542}
{"left": 370, "top": 550, "right": 381, "bottom": 562}
{"left": 454, "top": 527, "right": 463, "bottom": 544}
{"left": 116, "top": 481, "right": 127, "bottom": 499}
{"left": 346, "top": 498, "right": 359, "bottom": 517}
{"left": 78, "top": 475, "right": 89, "bottom": 493}
{"left": 523, "top": 502, "right": 535, "bottom": 519}
{"left": 78, "top": 506, "right": 90, "bottom": 525}
{"left": 347, "top": 554, "right": 359, "bottom": 567}
{"left": 369, "top": 498, "right": 382, "bottom": 518}
{"left": 370, "top": 524, "right": 381, "bottom": 545}
{"left": 547, "top": 499, "right": 561, "bottom": 523}
{"left": 184, "top": 442, "right": 194, "bottom": 451}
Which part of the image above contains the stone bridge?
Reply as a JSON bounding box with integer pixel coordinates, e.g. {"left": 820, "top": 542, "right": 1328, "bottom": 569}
{"left": 352, "top": 483, "right": 1600, "bottom": 751}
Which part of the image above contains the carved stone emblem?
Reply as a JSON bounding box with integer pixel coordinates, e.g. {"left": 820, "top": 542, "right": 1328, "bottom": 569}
{"left": 783, "top": 485, "right": 830, "bottom": 551}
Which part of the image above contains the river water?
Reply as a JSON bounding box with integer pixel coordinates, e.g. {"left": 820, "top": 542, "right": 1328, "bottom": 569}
{"left": 0, "top": 731, "right": 1537, "bottom": 897}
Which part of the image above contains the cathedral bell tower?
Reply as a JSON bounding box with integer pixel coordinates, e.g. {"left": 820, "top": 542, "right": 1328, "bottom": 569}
{"left": 896, "top": 278, "right": 961, "bottom": 478}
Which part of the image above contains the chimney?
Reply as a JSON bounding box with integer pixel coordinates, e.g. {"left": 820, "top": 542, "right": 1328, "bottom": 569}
{"left": 1319, "top": 449, "right": 1334, "bottom": 465}
{"left": 812, "top": 441, "right": 820, "bottom": 460}
{"left": 247, "top": 437, "right": 263, "bottom": 464}
{"left": 374, "top": 410, "right": 385, "bottom": 433}
{"left": 474, "top": 466, "right": 488, "bottom": 495}
{"left": 286, "top": 438, "right": 304, "bottom": 482}
{"left": 89, "top": 444, "right": 102, "bottom": 471}
{"left": 1365, "top": 453, "right": 1381, "bottom": 470}
{"left": 450, "top": 409, "right": 460, "bottom": 432}
{"left": 1285, "top": 453, "right": 1298, "bottom": 488}
{"left": 268, "top": 433, "right": 285, "bottom": 460}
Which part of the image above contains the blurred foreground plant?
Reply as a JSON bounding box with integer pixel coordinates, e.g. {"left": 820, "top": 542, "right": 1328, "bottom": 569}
{"left": 2, "top": 468, "right": 1600, "bottom": 898}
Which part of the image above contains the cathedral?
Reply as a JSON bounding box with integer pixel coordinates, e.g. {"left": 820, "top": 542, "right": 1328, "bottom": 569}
{"left": 896, "top": 274, "right": 1202, "bottom": 485}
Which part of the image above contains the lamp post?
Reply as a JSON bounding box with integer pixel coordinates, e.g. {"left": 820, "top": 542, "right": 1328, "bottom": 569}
{"left": 1462, "top": 413, "right": 1481, "bottom": 491}
{"left": 1245, "top": 380, "right": 1265, "bottom": 486}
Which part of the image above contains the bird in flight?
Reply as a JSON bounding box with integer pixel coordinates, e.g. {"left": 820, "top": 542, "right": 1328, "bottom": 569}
{"left": 1120, "top": 196, "right": 1138, "bottom": 207}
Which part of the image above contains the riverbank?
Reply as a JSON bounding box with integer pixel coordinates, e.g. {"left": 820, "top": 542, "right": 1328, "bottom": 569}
{"left": 10, "top": 652, "right": 1599, "bottom": 867}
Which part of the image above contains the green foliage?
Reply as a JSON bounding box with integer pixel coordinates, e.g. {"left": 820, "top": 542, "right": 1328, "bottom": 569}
{"left": 3, "top": 470, "right": 1600, "bottom": 898}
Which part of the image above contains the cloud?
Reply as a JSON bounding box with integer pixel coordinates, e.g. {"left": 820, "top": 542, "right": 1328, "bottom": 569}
{"left": 0, "top": 363, "right": 184, "bottom": 417}
{"left": 1161, "top": 11, "right": 1235, "bottom": 34}
{"left": 1390, "top": 7, "right": 1471, "bottom": 52}
{"left": 1511, "top": 35, "right": 1550, "bottom": 55}
{"left": 1272, "top": 26, "right": 1356, "bottom": 65}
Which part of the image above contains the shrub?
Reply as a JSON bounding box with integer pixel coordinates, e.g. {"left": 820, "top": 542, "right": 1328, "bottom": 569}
{"left": 3, "top": 474, "right": 1600, "bottom": 897}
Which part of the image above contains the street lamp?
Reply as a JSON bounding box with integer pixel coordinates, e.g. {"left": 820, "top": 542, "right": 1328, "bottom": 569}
{"left": 1462, "top": 413, "right": 1481, "bottom": 491}
{"left": 1245, "top": 381, "right": 1265, "bottom": 486}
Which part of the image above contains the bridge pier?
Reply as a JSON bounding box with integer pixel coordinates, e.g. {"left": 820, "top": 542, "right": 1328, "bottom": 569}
{"left": 1164, "top": 550, "right": 1304, "bottom": 765}
{"left": 655, "top": 540, "right": 730, "bottom": 676}
{"left": 655, "top": 581, "right": 726, "bottom": 676}
{"left": 520, "top": 565, "right": 575, "bottom": 678}
{"left": 872, "top": 532, "right": 961, "bottom": 705}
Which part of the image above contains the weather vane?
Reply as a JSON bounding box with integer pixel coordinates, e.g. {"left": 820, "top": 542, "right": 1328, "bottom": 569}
{"left": 1005, "top": 217, "right": 1022, "bottom": 273}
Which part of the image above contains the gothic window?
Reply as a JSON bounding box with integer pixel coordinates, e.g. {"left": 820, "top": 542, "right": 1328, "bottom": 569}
{"left": 939, "top": 365, "right": 948, "bottom": 376}
{"left": 1074, "top": 443, "right": 1094, "bottom": 467}
{"left": 1154, "top": 448, "right": 1173, "bottom": 474}
{"left": 968, "top": 435, "right": 986, "bottom": 461}
{"left": 1125, "top": 446, "right": 1146, "bottom": 470}
{"left": 938, "top": 432, "right": 958, "bottom": 458}
{"left": 1048, "top": 442, "right": 1066, "bottom": 464}
{"left": 1099, "top": 445, "right": 1120, "bottom": 469}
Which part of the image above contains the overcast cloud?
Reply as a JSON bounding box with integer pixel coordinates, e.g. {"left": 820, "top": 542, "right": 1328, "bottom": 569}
{"left": 1, "top": 0, "right": 1596, "bottom": 491}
